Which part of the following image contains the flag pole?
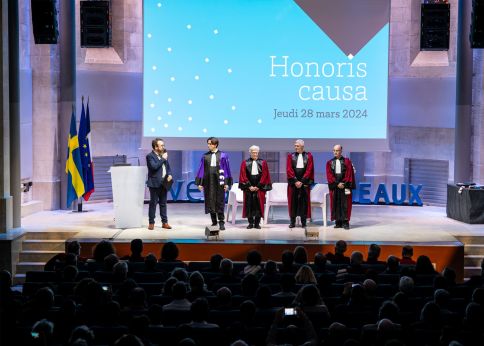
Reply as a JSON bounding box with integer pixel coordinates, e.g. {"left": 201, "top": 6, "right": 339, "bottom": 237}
{"left": 78, "top": 96, "right": 84, "bottom": 212}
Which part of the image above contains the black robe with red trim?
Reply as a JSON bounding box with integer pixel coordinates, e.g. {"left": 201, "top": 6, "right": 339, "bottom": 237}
{"left": 286, "top": 152, "right": 314, "bottom": 218}
{"left": 326, "top": 156, "right": 355, "bottom": 221}
{"left": 238, "top": 159, "right": 272, "bottom": 218}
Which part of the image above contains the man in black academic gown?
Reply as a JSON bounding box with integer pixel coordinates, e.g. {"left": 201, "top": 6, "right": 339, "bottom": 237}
{"left": 238, "top": 145, "right": 272, "bottom": 229}
{"left": 195, "top": 137, "right": 233, "bottom": 230}
{"left": 326, "top": 144, "right": 356, "bottom": 230}
{"left": 286, "top": 139, "right": 314, "bottom": 228}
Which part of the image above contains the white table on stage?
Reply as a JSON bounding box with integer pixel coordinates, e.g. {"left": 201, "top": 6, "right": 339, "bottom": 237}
{"left": 109, "top": 165, "right": 148, "bottom": 228}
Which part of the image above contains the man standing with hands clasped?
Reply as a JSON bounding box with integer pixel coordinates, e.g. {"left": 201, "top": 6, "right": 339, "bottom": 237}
{"left": 238, "top": 145, "right": 272, "bottom": 229}
{"left": 286, "top": 139, "right": 314, "bottom": 228}
{"left": 146, "top": 138, "right": 173, "bottom": 230}
{"left": 326, "top": 144, "right": 355, "bottom": 230}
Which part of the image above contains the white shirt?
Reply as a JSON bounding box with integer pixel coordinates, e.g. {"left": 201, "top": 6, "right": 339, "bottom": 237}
{"left": 296, "top": 153, "right": 304, "bottom": 168}
{"left": 210, "top": 149, "right": 218, "bottom": 167}
{"left": 335, "top": 158, "right": 341, "bottom": 174}
{"left": 251, "top": 160, "right": 259, "bottom": 175}
{"left": 155, "top": 152, "right": 167, "bottom": 178}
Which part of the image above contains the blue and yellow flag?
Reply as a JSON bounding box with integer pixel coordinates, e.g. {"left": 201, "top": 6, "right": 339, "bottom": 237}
{"left": 66, "top": 108, "right": 85, "bottom": 208}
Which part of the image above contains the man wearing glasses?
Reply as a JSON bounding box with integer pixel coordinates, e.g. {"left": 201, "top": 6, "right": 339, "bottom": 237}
{"left": 326, "top": 144, "right": 356, "bottom": 229}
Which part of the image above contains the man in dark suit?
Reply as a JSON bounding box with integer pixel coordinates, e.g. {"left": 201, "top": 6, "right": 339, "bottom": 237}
{"left": 146, "top": 138, "right": 172, "bottom": 230}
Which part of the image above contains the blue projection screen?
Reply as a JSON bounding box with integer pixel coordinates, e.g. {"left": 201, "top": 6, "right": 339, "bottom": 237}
{"left": 143, "top": 0, "right": 390, "bottom": 151}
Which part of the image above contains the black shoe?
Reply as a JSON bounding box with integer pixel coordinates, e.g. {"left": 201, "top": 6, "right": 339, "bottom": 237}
{"left": 334, "top": 222, "right": 342, "bottom": 229}
{"left": 247, "top": 224, "right": 254, "bottom": 229}
{"left": 289, "top": 223, "right": 296, "bottom": 228}
{"left": 219, "top": 222, "right": 225, "bottom": 231}
{"left": 254, "top": 224, "right": 261, "bottom": 229}
{"left": 343, "top": 222, "right": 350, "bottom": 230}
{"left": 211, "top": 214, "right": 218, "bottom": 226}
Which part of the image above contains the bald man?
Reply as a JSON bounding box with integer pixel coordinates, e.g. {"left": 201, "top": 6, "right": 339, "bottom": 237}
{"left": 326, "top": 144, "right": 356, "bottom": 229}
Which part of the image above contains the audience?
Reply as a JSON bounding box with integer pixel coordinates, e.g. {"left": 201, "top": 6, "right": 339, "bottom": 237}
{"left": 400, "top": 245, "right": 416, "bottom": 265}
{"left": 162, "top": 282, "right": 191, "bottom": 312}
{"left": 211, "top": 259, "right": 240, "bottom": 286}
{"left": 185, "top": 297, "right": 219, "bottom": 328}
{"left": 279, "top": 250, "right": 297, "bottom": 273}
{"left": 312, "top": 252, "right": 330, "bottom": 273}
{"left": 242, "top": 250, "right": 262, "bottom": 276}
{"left": 44, "top": 240, "right": 86, "bottom": 271}
{"left": 259, "top": 260, "right": 280, "bottom": 284}
{"left": 187, "top": 271, "right": 214, "bottom": 300}
{"left": 366, "top": 243, "right": 385, "bottom": 265}
{"left": 325, "top": 240, "right": 350, "bottom": 264}
{"left": 205, "top": 253, "right": 223, "bottom": 273}
{"left": 121, "top": 238, "right": 144, "bottom": 262}
{"left": 144, "top": 253, "right": 158, "bottom": 272}
{"left": 92, "top": 240, "right": 116, "bottom": 264}
{"left": 8, "top": 240, "right": 480, "bottom": 345}
{"left": 415, "top": 255, "right": 438, "bottom": 275}
{"left": 385, "top": 255, "right": 401, "bottom": 274}
{"left": 272, "top": 274, "right": 296, "bottom": 298}
{"left": 293, "top": 245, "right": 308, "bottom": 265}
{"left": 160, "top": 241, "right": 181, "bottom": 262}
{"left": 295, "top": 265, "right": 317, "bottom": 284}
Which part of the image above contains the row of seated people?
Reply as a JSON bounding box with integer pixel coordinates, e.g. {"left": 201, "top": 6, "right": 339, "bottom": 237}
{"left": 40, "top": 239, "right": 447, "bottom": 282}
{"left": 2, "top": 240, "right": 484, "bottom": 345}
{"left": 45, "top": 240, "right": 424, "bottom": 272}
{"left": 3, "top": 267, "right": 484, "bottom": 346}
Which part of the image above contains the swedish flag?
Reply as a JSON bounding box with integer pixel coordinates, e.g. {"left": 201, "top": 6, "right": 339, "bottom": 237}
{"left": 66, "top": 109, "right": 85, "bottom": 208}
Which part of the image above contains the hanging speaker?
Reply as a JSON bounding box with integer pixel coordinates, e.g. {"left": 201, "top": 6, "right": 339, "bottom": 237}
{"left": 471, "top": 0, "right": 484, "bottom": 48}
{"left": 420, "top": 3, "right": 450, "bottom": 51}
{"left": 31, "top": 0, "right": 58, "bottom": 44}
{"left": 80, "top": 1, "right": 110, "bottom": 48}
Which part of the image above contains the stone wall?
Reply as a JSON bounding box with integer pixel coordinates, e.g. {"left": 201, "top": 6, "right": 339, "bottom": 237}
{"left": 18, "top": 0, "right": 484, "bottom": 208}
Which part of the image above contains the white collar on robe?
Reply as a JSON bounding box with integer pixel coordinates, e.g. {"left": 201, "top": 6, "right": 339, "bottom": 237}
{"left": 335, "top": 158, "right": 341, "bottom": 174}
{"left": 296, "top": 153, "right": 304, "bottom": 168}
{"left": 251, "top": 160, "right": 259, "bottom": 175}
{"left": 210, "top": 149, "right": 218, "bottom": 167}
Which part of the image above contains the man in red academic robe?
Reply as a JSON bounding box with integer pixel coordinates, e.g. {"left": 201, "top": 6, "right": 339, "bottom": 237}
{"left": 326, "top": 144, "right": 356, "bottom": 229}
{"left": 239, "top": 145, "right": 272, "bottom": 229}
{"left": 286, "top": 139, "right": 314, "bottom": 228}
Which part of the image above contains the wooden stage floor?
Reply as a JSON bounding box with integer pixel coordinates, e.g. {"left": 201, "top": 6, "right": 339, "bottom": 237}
{"left": 20, "top": 202, "right": 484, "bottom": 281}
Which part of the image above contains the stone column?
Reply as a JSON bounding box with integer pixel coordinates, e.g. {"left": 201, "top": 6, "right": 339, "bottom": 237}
{"left": 58, "top": 0, "right": 76, "bottom": 209}
{"left": 0, "top": 0, "right": 13, "bottom": 233}
{"left": 454, "top": 0, "right": 473, "bottom": 183}
{"left": 473, "top": 50, "right": 484, "bottom": 183}
{"left": 31, "top": 10, "right": 60, "bottom": 210}
{"left": 9, "top": 0, "right": 20, "bottom": 228}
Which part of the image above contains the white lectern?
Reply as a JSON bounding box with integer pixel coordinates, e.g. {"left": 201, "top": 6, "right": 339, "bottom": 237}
{"left": 109, "top": 166, "right": 147, "bottom": 228}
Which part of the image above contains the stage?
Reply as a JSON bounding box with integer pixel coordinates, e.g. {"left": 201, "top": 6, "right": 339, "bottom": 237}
{"left": 18, "top": 202, "right": 484, "bottom": 281}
